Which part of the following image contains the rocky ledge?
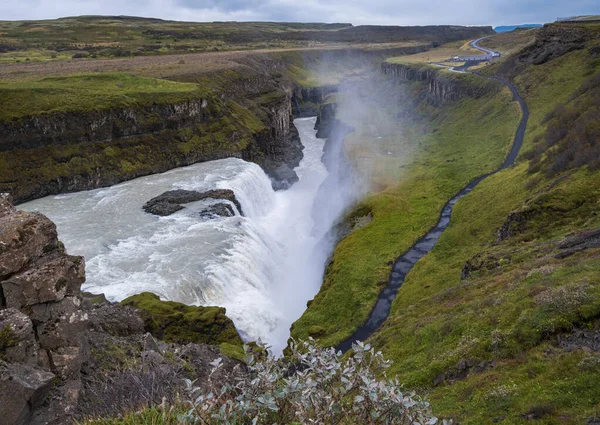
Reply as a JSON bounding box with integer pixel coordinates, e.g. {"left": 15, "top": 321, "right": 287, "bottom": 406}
{"left": 142, "top": 189, "right": 243, "bottom": 217}
{"left": 0, "top": 193, "right": 243, "bottom": 425}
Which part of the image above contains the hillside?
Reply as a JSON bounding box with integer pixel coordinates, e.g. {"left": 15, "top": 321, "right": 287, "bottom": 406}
{"left": 292, "top": 21, "right": 600, "bottom": 424}
{"left": 0, "top": 15, "right": 493, "bottom": 63}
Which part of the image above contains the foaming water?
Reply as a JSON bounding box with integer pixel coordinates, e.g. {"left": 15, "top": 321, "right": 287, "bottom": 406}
{"left": 20, "top": 118, "right": 328, "bottom": 351}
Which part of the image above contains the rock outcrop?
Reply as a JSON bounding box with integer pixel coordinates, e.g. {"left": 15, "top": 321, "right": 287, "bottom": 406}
{"left": 381, "top": 62, "right": 498, "bottom": 104}
{"left": 269, "top": 164, "right": 299, "bottom": 190}
{"left": 120, "top": 292, "right": 243, "bottom": 346}
{"left": 0, "top": 193, "right": 244, "bottom": 424}
{"left": 198, "top": 203, "right": 237, "bottom": 218}
{"left": 292, "top": 85, "right": 339, "bottom": 117}
{"left": 142, "top": 189, "right": 243, "bottom": 217}
{"left": 0, "top": 193, "right": 87, "bottom": 425}
{"left": 315, "top": 102, "right": 337, "bottom": 139}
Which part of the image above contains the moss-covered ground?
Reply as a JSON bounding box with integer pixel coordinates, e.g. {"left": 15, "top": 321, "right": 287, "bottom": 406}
{"left": 120, "top": 292, "right": 243, "bottom": 346}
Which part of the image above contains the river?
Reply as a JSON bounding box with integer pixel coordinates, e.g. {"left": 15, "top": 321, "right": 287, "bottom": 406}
{"left": 21, "top": 117, "right": 331, "bottom": 353}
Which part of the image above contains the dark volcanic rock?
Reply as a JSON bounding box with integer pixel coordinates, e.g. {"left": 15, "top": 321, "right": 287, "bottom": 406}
{"left": 2, "top": 252, "right": 85, "bottom": 309}
{"left": 0, "top": 361, "right": 55, "bottom": 425}
{"left": 315, "top": 103, "right": 337, "bottom": 139}
{"left": 0, "top": 194, "right": 59, "bottom": 280}
{"left": 120, "top": 292, "right": 243, "bottom": 346}
{"left": 0, "top": 193, "right": 88, "bottom": 425}
{"left": 143, "top": 189, "right": 243, "bottom": 216}
{"left": 87, "top": 302, "right": 146, "bottom": 337}
{"left": 461, "top": 252, "right": 510, "bottom": 280}
{"left": 270, "top": 164, "right": 299, "bottom": 191}
{"left": 558, "top": 328, "right": 600, "bottom": 352}
{"left": 518, "top": 24, "right": 595, "bottom": 65}
{"left": 198, "top": 203, "right": 236, "bottom": 218}
{"left": 0, "top": 308, "right": 38, "bottom": 366}
{"left": 556, "top": 227, "right": 600, "bottom": 259}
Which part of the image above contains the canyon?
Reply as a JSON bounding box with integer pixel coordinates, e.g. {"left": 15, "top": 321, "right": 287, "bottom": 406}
{"left": 1, "top": 18, "right": 599, "bottom": 424}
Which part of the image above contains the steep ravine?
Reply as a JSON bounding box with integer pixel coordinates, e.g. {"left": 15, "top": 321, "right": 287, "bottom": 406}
{"left": 335, "top": 65, "right": 529, "bottom": 351}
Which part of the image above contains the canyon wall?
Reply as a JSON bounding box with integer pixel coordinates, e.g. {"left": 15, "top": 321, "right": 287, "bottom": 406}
{"left": 381, "top": 62, "right": 498, "bottom": 103}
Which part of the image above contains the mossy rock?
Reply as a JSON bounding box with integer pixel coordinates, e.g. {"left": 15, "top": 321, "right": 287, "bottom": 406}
{"left": 218, "top": 342, "right": 245, "bottom": 362}
{"left": 120, "top": 292, "right": 242, "bottom": 346}
{"left": 308, "top": 325, "right": 327, "bottom": 338}
{"left": 0, "top": 325, "right": 18, "bottom": 360}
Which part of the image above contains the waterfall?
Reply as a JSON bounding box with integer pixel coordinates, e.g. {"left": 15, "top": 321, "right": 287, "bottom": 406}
{"left": 19, "top": 117, "right": 329, "bottom": 352}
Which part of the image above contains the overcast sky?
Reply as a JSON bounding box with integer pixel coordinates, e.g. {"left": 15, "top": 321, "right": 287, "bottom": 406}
{"left": 0, "top": 0, "right": 598, "bottom": 26}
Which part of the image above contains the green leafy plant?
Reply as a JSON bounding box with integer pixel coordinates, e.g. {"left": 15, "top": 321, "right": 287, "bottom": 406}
{"left": 180, "top": 339, "right": 444, "bottom": 425}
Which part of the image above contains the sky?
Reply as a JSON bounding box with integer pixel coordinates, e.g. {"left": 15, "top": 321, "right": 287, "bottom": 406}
{"left": 0, "top": 0, "right": 598, "bottom": 26}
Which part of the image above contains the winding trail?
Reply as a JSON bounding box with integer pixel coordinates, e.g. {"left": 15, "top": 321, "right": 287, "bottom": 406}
{"left": 337, "top": 38, "right": 529, "bottom": 352}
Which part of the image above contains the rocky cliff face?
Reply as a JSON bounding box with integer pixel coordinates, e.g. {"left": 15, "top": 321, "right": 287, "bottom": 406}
{"left": 381, "top": 62, "right": 495, "bottom": 103}
{"left": 492, "top": 23, "right": 600, "bottom": 80}
{"left": 0, "top": 193, "right": 87, "bottom": 424}
{"left": 0, "top": 98, "right": 212, "bottom": 152}
{"left": 242, "top": 85, "right": 304, "bottom": 184}
{"left": 292, "top": 85, "right": 339, "bottom": 117}
{"left": 0, "top": 86, "right": 302, "bottom": 203}
{"left": 0, "top": 194, "right": 243, "bottom": 424}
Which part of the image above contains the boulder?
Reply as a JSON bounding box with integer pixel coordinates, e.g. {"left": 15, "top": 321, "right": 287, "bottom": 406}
{"left": 31, "top": 297, "right": 88, "bottom": 352}
{"left": 0, "top": 308, "right": 38, "bottom": 366}
{"left": 0, "top": 194, "right": 89, "bottom": 425}
{"left": 270, "top": 164, "right": 299, "bottom": 191}
{"left": 0, "top": 207, "right": 58, "bottom": 280}
{"left": 2, "top": 253, "right": 85, "bottom": 309}
{"left": 87, "top": 302, "right": 145, "bottom": 337}
{"left": 49, "top": 346, "right": 84, "bottom": 380}
{"left": 0, "top": 361, "right": 55, "bottom": 425}
{"left": 143, "top": 189, "right": 243, "bottom": 216}
{"left": 0, "top": 193, "right": 15, "bottom": 217}
{"left": 198, "top": 202, "right": 236, "bottom": 218}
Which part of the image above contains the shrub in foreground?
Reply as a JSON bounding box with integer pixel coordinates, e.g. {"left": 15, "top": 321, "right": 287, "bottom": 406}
{"left": 181, "top": 339, "right": 444, "bottom": 425}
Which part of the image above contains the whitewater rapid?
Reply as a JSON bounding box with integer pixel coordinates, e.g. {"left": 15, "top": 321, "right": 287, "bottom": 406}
{"left": 20, "top": 118, "right": 329, "bottom": 352}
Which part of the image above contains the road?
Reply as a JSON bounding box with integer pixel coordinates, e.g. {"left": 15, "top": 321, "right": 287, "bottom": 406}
{"left": 470, "top": 36, "right": 501, "bottom": 57}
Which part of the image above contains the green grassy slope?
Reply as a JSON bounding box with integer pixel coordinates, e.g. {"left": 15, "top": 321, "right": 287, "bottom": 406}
{"left": 290, "top": 73, "right": 522, "bottom": 346}
{"left": 294, "top": 24, "right": 600, "bottom": 424}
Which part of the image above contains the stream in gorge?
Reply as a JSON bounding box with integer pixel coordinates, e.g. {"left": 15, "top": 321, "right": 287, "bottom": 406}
{"left": 21, "top": 117, "right": 341, "bottom": 353}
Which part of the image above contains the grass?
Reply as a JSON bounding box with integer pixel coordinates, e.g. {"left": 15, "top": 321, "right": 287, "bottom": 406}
{"left": 294, "top": 26, "right": 600, "bottom": 423}
{"left": 373, "top": 164, "right": 600, "bottom": 424}
{"left": 78, "top": 406, "right": 186, "bottom": 425}
{"left": 290, "top": 77, "right": 521, "bottom": 347}
{"left": 0, "top": 72, "right": 200, "bottom": 120}
{"left": 478, "top": 28, "right": 537, "bottom": 55}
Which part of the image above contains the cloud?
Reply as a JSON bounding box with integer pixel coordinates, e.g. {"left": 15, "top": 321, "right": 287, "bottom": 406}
{"left": 0, "top": 0, "right": 597, "bottom": 26}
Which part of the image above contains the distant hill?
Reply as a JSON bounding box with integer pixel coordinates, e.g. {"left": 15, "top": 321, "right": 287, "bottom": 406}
{"left": 0, "top": 16, "right": 494, "bottom": 62}
{"left": 494, "top": 24, "right": 542, "bottom": 33}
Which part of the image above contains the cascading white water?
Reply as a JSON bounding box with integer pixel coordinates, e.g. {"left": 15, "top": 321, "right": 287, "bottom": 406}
{"left": 20, "top": 117, "right": 331, "bottom": 352}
